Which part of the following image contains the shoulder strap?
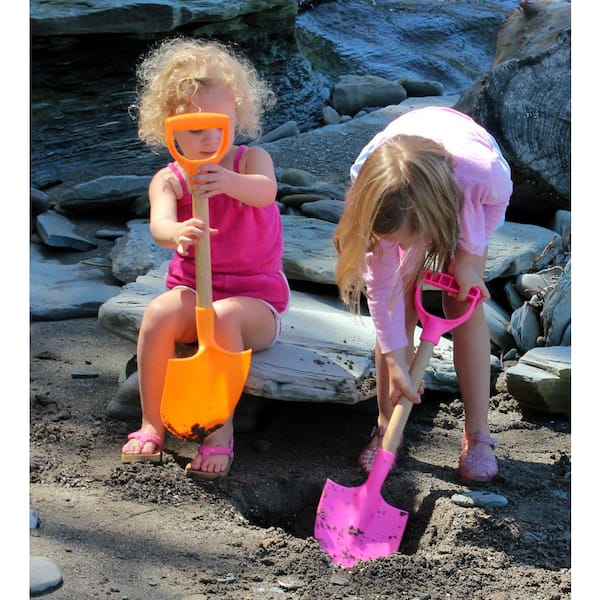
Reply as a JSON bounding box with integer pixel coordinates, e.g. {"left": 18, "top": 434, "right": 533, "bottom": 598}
{"left": 233, "top": 145, "right": 247, "bottom": 173}
{"left": 167, "top": 162, "right": 189, "bottom": 195}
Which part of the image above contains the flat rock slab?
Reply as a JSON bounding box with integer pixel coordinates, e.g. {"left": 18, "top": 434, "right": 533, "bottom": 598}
{"left": 98, "top": 265, "right": 462, "bottom": 404}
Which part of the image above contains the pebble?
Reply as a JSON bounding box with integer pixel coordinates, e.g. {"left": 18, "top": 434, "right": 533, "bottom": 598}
{"left": 30, "top": 556, "right": 63, "bottom": 596}
{"left": 277, "top": 576, "right": 306, "bottom": 590}
{"left": 71, "top": 371, "right": 99, "bottom": 378}
{"left": 451, "top": 491, "right": 508, "bottom": 508}
{"left": 30, "top": 509, "right": 40, "bottom": 529}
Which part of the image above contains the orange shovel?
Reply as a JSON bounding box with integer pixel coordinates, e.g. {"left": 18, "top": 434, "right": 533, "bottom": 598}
{"left": 159, "top": 113, "right": 252, "bottom": 442}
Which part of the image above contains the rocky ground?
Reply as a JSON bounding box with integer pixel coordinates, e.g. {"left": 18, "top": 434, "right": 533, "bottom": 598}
{"left": 29, "top": 307, "right": 571, "bottom": 599}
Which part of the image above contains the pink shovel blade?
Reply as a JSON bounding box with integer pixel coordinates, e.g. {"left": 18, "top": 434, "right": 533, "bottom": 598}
{"left": 314, "top": 450, "right": 409, "bottom": 568}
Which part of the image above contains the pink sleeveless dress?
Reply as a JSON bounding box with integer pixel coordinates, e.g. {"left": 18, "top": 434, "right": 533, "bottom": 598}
{"left": 164, "top": 145, "right": 290, "bottom": 314}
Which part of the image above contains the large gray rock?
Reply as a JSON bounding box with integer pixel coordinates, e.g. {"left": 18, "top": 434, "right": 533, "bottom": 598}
{"left": 30, "top": 244, "right": 122, "bottom": 321}
{"left": 98, "top": 264, "right": 478, "bottom": 405}
{"left": 31, "top": 0, "right": 297, "bottom": 36}
{"left": 455, "top": 0, "right": 571, "bottom": 220}
{"left": 505, "top": 346, "right": 570, "bottom": 416}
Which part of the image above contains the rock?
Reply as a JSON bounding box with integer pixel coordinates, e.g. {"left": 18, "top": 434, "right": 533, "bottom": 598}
{"left": 551, "top": 209, "right": 571, "bottom": 239}
{"left": 322, "top": 105, "right": 342, "bottom": 125}
{"left": 540, "top": 260, "right": 570, "bottom": 347}
{"left": 281, "top": 216, "right": 337, "bottom": 285}
{"left": 300, "top": 199, "right": 344, "bottom": 223}
{"left": 509, "top": 301, "right": 542, "bottom": 354}
{"left": 31, "top": 0, "right": 298, "bottom": 38}
{"left": 331, "top": 74, "right": 408, "bottom": 116}
{"left": 279, "top": 193, "right": 328, "bottom": 209}
{"left": 278, "top": 168, "right": 319, "bottom": 187}
{"left": 515, "top": 265, "right": 564, "bottom": 300}
{"left": 109, "top": 219, "right": 171, "bottom": 284}
{"left": 30, "top": 509, "right": 40, "bottom": 529}
{"left": 98, "top": 262, "right": 495, "bottom": 404}
{"left": 451, "top": 491, "right": 509, "bottom": 508}
{"left": 455, "top": 0, "right": 571, "bottom": 221}
{"left": 484, "top": 299, "right": 515, "bottom": 353}
{"left": 31, "top": 187, "right": 51, "bottom": 216}
{"left": 485, "top": 221, "right": 561, "bottom": 280}
{"left": 56, "top": 175, "right": 151, "bottom": 215}
{"left": 30, "top": 556, "right": 63, "bottom": 596}
{"left": 277, "top": 181, "right": 345, "bottom": 202}
{"left": 30, "top": 243, "right": 123, "bottom": 321}
{"left": 505, "top": 346, "right": 570, "bottom": 416}
{"left": 35, "top": 210, "right": 98, "bottom": 252}
{"left": 399, "top": 79, "right": 444, "bottom": 97}
{"left": 259, "top": 120, "right": 300, "bottom": 143}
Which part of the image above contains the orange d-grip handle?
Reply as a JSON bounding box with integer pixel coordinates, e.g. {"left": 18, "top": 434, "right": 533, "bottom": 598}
{"left": 164, "top": 113, "right": 231, "bottom": 176}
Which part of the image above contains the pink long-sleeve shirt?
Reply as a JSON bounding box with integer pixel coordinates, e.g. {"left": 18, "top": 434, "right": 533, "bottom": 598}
{"left": 350, "top": 106, "right": 513, "bottom": 353}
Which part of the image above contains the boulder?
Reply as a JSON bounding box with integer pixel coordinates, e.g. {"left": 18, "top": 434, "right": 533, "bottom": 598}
{"left": 455, "top": 0, "right": 571, "bottom": 222}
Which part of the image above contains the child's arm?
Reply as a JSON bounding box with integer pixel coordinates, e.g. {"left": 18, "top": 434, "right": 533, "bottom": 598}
{"left": 148, "top": 167, "right": 216, "bottom": 255}
{"left": 448, "top": 248, "right": 491, "bottom": 302}
{"left": 383, "top": 348, "right": 421, "bottom": 405}
{"left": 191, "top": 146, "right": 277, "bottom": 207}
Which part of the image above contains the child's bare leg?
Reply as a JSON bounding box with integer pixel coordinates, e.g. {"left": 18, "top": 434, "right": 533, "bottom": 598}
{"left": 121, "top": 289, "right": 197, "bottom": 455}
{"left": 188, "top": 296, "right": 277, "bottom": 474}
{"left": 443, "top": 252, "right": 494, "bottom": 452}
{"left": 447, "top": 301, "right": 492, "bottom": 438}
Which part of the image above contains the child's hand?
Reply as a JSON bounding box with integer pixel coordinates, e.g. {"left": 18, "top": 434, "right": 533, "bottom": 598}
{"left": 191, "top": 164, "right": 231, "bottom": 198}
{"left": 174, "top": 218, "right": 217, "bottom": 256}
{"left": 448, "top": 250, "right": 490, "bottom": 302}
{"left": 385, "top": 352, "right": 421, "bottom": 406}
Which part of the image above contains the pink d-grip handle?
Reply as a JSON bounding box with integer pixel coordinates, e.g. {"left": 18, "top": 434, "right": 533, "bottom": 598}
{"left": 414, "top": 270, "right": 481, "bottom": 345}
{"left": 164, "top": 113, "right": 231, "bottom": 177}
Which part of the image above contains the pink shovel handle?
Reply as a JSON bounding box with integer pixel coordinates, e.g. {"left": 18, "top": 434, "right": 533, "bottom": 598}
{"left": 379, "top": 271, "right": 481, "bottom": 455}
{"left": 414, "top": 270, "right": 481, "bottom": 344}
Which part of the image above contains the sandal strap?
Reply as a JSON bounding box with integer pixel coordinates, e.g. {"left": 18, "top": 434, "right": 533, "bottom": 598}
{"left": 127, "top": 430, "right": 163, "bottom": 450}
{"left": 197, "top": 438, "right": 234, "bottom": 461}
{"left": 370, "top": 425, "right": 386, "bottom": 439}
{"left": 463, "top": 432, "right": 497, "bottom": 450}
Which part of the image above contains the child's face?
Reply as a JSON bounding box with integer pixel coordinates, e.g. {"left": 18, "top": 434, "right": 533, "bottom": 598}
{"left": 174, "top": 83, "right": 236, "bottom": 159}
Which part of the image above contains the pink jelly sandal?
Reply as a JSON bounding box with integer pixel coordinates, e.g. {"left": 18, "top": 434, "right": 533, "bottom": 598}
{"left": 185, "top": 437, "right": 234, "bottom": 480}
{"left": 358, "top": 425, "right": 403, "bottom": 474}
{"left": 457, "top": 432, "right": 498, "bottom": 483}
{"left": 121, "top": 430, "right": 163, "bottom": 464}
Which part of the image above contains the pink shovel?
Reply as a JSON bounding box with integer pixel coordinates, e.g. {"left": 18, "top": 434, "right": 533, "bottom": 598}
{"left": 314, "top": 270, "right": 481, "bottom": 568}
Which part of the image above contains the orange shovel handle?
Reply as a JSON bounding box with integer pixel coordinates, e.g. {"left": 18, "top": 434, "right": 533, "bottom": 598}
{"left": 163, "top": 113, "right": 232, "bottom": 308}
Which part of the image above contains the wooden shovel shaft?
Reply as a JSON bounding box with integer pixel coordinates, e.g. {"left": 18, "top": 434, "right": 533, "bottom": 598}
{"left": 192, "top": 187, "right": 213, "bottom": 309}
{"left": 381, "top": 340, "right": 435, "bottom": 453}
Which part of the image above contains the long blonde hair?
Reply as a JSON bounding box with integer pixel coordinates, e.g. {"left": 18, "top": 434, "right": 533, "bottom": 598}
{"left": 334, "top": 134, "right": 463, "bottom": 314}
{"left": 131, "top": 37, "right": 276, "bottom": 148}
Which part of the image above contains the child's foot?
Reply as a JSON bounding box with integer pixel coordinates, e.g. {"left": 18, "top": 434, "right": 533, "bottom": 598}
{"left": 186, "top": 427, "right": 234, "bottom": 479}
{"left": 358, "top": 425, "right": 402, "bottom": 474}
{"left": 121, "top": 429, "right": 163, "bottom": 463}
{"left": 457, "top": 432, "right": 498, "bottom": 483}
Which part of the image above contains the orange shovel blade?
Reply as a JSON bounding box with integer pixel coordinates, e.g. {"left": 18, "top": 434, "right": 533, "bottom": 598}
{"left": 160, "top": 307, "right": 252, "bottom": 441}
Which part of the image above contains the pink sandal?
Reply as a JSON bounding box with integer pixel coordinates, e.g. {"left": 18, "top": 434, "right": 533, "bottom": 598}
{"left": 358, "top": 425, "right": 402, "bottom": 474}
{"left": 457, "top": 432, "right": 498, "bottom": 483}
{"left": 121, "top": 430, "right": 163, "bottom": 464}
{"left": 186, "top": 437, "right": 234, "bottom": 480}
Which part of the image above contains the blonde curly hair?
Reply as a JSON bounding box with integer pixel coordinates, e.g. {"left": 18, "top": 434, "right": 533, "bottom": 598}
{"left": 131, "top": 37, "right": 276, "bottom": 148}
